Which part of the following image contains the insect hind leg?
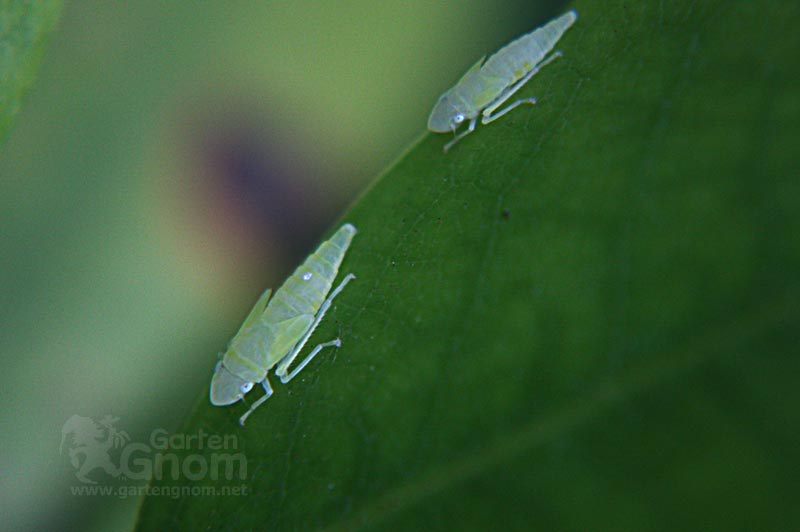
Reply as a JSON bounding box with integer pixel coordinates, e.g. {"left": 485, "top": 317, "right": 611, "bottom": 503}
{"left": 275, "top": 273, "right": 356, "bottom": 383}
{"left": 279, "top": 338, "right": 342, "bottom": 383}
{"left": 481, "top": 50, "right": 563, "bottom": 125}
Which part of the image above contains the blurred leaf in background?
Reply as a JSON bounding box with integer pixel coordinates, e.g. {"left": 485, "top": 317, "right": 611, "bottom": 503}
{"left": 0, "top": 0, "right": 61, "bottom": 142}
{"left": 0, "top": 1, "right": 553, "bottom": 531}
{"left": 135, "top": 1, "right": 800, "bottom": 531}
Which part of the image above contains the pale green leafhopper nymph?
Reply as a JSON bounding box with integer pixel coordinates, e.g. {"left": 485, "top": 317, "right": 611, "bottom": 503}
{"left": 428, "top": 10, "right": 578, "bottom": 152}
{"left": 210, "top": 223, "right": 357, "bottom": 426}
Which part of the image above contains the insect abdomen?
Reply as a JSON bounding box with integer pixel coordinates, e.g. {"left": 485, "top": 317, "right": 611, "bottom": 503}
{"left": 263, "top": 224, "right": 357, "bottom": 322}
{"left": 481, "top": 10, "right": 577, "bottom": 82}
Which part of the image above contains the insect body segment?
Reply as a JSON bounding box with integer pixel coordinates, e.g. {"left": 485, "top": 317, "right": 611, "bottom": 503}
{"left": 210, "top": 223, "right": 357, "bottom": 426}
{"left": 428, "top": 10, "right": 578, "bottom": 152}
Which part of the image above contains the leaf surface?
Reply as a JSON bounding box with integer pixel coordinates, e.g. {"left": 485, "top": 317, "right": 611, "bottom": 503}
{"left": 135, "top": 2, "right": 800, "bottom": 530}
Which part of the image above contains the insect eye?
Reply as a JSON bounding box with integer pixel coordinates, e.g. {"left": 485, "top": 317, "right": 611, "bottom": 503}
{"left": 454, "top": 114, "right": 465, "bottom": 124}
{"left": 240, "top": 382, "right": 254, "bottom": 394}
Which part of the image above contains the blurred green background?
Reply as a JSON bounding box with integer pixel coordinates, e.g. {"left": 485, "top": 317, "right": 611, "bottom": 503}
{"left": 0, "top": 1, "right": 564, "bottom": 531}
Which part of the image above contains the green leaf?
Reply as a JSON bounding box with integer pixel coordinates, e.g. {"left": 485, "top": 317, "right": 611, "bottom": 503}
{"left": 0, "top": 0, "right": 62, "bottom": 144}
{"left": 135, "top": 1, "right": 800, "bottom": 530}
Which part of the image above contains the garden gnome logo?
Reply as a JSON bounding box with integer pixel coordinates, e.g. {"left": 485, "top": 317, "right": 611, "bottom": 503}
{"left": 60, "top": 414, "right": 130, "bottom": 484}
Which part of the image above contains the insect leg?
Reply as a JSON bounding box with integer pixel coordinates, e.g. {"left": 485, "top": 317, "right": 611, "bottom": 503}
{"left": 279, "top": 338, "right": 342, "bottom": 383}
{"left": 443, "top": 116, "right": 478, "bottom": 153}
{"left": 481, "top": 50, "right": 563, "bottom": 125}
{"left": 275, "top": 273, "right": 356, "bottom": 383}
{"left": 238, "top": 376, "right": 274, "bottom": 426}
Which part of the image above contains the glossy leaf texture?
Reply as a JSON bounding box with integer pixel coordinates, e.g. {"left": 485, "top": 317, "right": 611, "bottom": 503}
{"left": 0, "top": 0, "right": 62, "bottom": 144}
{"left": 135, "top": 1, "right": 800, "bottom": 530}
